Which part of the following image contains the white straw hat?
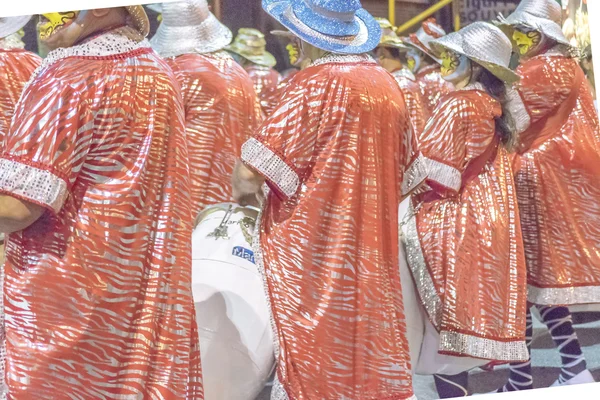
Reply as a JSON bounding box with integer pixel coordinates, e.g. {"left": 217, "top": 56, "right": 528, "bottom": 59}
{"left": 150, "top": 0, "right": 233, "bottom": 57}
{"left": 431, "top": 21, "right": 519, "bottom": 84}
{"left": 497, "top": 0, "right": 572, "bottom": 48}
{"left": 0, "top": 16, "right": 31, "bottom": 39}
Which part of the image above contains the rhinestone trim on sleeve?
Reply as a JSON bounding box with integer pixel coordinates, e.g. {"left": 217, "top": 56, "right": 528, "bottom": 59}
{"left": 0, "top": 158, "right": 68, "bottom": 213}
{"left": 241, "top": 138, "right": 300, "bottom": 199}
{"left": 424, "top": 157, "right": 462, "bottom": 192}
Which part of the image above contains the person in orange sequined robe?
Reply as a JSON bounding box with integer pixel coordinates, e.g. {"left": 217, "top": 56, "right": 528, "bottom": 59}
{"left": 404, "top": 18, "right": 454, "bottom": 119}
{"left": 488, "top": 0, "right": 599, "bottom": 391}
{"left": 151, "top": 1, "right": 262, "bottom": 217}
{"left": 501, "top": 7, "right": 600, "bottom": 307}
{"left": 226, "top": 28, "right": 281, "bottom": 116}
{"left": 0, "top": 17, "right": 40, "bottom": 143}
{"left": 233, "top": 1, "right": 426, "bottom": 399}
{"left": 402, "top": 22, "right": 528, "bottom": 397}
{"left": 0, "top": 9, "right": 202, "bottom": 398}
{"left": 375, "top": 18, "right": 426, "bottom": 135}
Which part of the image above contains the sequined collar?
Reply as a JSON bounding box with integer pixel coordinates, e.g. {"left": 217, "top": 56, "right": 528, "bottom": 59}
{"left": 462, "top": 82, "right": 486, "bottom": 92}
{"left": 0, "top": 33, "right": 25, "bottom": 50}
{"left": 41, "top": 30, "right": 149, "bottom": 67}
{"left": 392, "top": 67, "right": 416, "bottom": 81}
{"left": 310, "top": 53, "right": 375, "bottom": 67}
{"left": 25, "top": 29, "right": 151, "bottom": 91}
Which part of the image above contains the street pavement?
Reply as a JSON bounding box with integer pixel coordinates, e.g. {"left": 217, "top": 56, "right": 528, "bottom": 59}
{"left": 255, "top": 312, "right": 600, "bottom": 399}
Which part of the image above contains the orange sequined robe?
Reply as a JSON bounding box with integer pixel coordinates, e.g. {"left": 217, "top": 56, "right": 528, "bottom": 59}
{"left": 241, "top": 54, "right": 426, "bottom": 400}
{"left": 0, "top": 31, "right": 203, "bottom": 399}
{"left": 0, "top": 49, "right": 41, "bottom": 142}
{"left": 404, "top": 86, "right": 528, "bottom": 361}
{"left": 166, "top": 51, "right": 262, "bottom": 216}
{"left": 245, "top": 64, "right": 281, "bottom": 116}
{"left": 513, "top": 51, "right": 600, "bottom": 305}
{"left": 416, "top": 64, "right": 454, "bottom": 119}
{"left": 393, "top": 67, "right": 426, "bottom": 135}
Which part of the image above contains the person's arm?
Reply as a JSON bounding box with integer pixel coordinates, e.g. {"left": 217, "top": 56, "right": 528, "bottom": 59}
{"left": 0, "top": 196, "right": 44, "bottom": 233}
{"left": 232, "top": 160, "right": 264, "bottom": 207}
{"left": 236, "top": 84, "right": 310, "bottom": 203}
{"left": 0, "top": 68, "right": 94, "bottom": 232}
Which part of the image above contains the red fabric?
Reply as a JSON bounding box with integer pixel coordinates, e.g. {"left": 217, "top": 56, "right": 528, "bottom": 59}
{"left": 416, "top": 64, "right": 454, "bottom": 119}
{"left": 167, "top": 52, "right": 262, "bottom": 215}
{"left": 414, "top": 89, "right": 527, "bottom": 357}
{"left": 245, "top": 64, "right": 281, "bottom": 116}
{"left": 0, "top": 49, "right": 40, "bottom": 143}
{"left": 393, "top": 68, "right": 426, "bottom": 134}
{"left": 513, "top": 54, "right": 600, "bottom": 302}
{"left": 2, "top": 42, "right": 202, "bottom": 398}
{"left": 245, "top": 58, "right": 419, "bottom": 399}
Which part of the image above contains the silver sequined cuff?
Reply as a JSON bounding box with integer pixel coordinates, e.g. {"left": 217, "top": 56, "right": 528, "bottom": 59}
{"left": 402, "top": 202, "right": 443, "bottom": 325}
{"left": 424, "top": 157, "right": 461, "bottom": 192}
{"left": 241, "top": 138, "right": 300, "bottom": 199}
{"left": 528, "top": 284, "right": 600, "bottom": 306}
{"left": 402, "top": 154, "right": 428, "bottom": 196}
{"left": 440, "top": 331, "right": 529, "bottom": 362}
{"left": 0, "top": 158, "right": 68, "bottom": 213}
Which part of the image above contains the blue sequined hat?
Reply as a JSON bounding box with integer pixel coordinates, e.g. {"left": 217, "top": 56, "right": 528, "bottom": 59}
{"left": 262, "top": 0, "right": 382, "bottom": 54}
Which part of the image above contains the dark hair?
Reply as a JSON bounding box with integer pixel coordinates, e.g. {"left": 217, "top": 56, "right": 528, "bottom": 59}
{"left": 387, "top": 47, "right": 402, "bottom": 60}
{"left": 478, "top": 68, "right": 516, "bottom": 150}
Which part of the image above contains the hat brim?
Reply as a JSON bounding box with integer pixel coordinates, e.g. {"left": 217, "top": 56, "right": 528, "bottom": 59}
{"left": 125, "top": 6, "right": 150, "bottom": 37}
{"left": 150, "top": 13, "right": 233, "bottom": 58}
{"left": 0, "top": 16, "right": 31, "bottom": 39}
{"left": 262, "top": 0, "right": 382, "bottom": 55}
{"left": 497, "top": 12, "right": 573, "bottom": 49}
{"left": 225, "top": 46, "right": 277, "bottom": 67}
{"left": 378, "top": 39, "right": 410, "bottom": 51}
{"left": 431, "top": 37, "right": 519, "bottom": 84}
{"left": 271, "top": 29, "right": 295, "bottom": 38}
{"left": 404, "top": 39, "right": 441, "bottom": 63}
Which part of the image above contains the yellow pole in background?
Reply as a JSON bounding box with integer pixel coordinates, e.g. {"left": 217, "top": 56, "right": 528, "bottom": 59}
{"left": 452, "top": 0, "right": 461, "bottom": 31}
{"left": 389, "top": 0, "right": 396, "bottom": 26}
{"left": 396, "top": 0, "right": 454, "bottom": 34}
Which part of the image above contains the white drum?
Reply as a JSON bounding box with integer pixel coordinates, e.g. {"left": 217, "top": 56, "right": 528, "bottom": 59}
{"left": 192, "top": 203, "right": 275, "bottom": 400}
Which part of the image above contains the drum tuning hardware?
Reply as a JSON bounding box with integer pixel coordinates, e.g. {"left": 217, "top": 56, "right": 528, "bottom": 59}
{"left": 207, "top": 205, "right": 234, "bottom": 240}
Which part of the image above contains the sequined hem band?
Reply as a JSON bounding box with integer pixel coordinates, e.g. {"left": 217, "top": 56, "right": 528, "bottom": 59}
{"left": 505, "top": 86, "right": 531, "bottom": 135}
{"left": 0, "top": 158, "right": 68, "bottom": 213}
{"left": 423, "top": 157, "right": 461, "bottom": 192}
{"left": 402, "top": 154, "right": 428, "bottom": 196}
{"left": 402, "top": 202, "right": 443, "bottom": 325}
{"left": 528, "top": 284, "right": 600, "bottom": 306}
{"left": 253, "top": 185, "right": 285, "bottom": 400}
{"left": 439, "top": 331, "right": 529, "bottom": 362}
{"left": 241, "top": 138, "right": 300, "bottom": 198}
{"left": 271, "top": 374, "right": 417, "bottom": 400}
{"left": 270, "top": 375, "right": 289, "bottom": 400}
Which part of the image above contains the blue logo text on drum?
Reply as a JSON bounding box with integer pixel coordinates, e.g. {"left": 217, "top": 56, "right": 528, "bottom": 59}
{"left": 232, "top": 246, "right": 256, "bottom": 264}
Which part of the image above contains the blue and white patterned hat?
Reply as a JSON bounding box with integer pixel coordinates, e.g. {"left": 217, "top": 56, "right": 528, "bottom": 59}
{"left": 262, "top": 0, "right": 382, "bottom": 54}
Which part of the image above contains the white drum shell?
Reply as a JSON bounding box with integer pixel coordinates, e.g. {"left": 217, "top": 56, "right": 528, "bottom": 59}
{"left": 192, "top": 204, "right": 274, "bottom": 400}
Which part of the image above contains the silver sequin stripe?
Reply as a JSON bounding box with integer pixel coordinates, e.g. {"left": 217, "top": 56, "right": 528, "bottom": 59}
{"left": 401, "top": 201, "right": 444, "bottom": 326}
{"left": 0, "top": 159, "right": 67, "bottom": 213}
{"left": 440, "top": 331, "right": 530, "bottom": 362}
{"left": 528, "top": 284, "right": 600, "bottom": 306}
{"left": 422, "top": 157, "right": 461, "bottom": 192}
{"left": 402, "top": 154, "right": 428, "bottom": 196}
{"left": 241, "top": 138, "right": 300, "bottom": 198}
